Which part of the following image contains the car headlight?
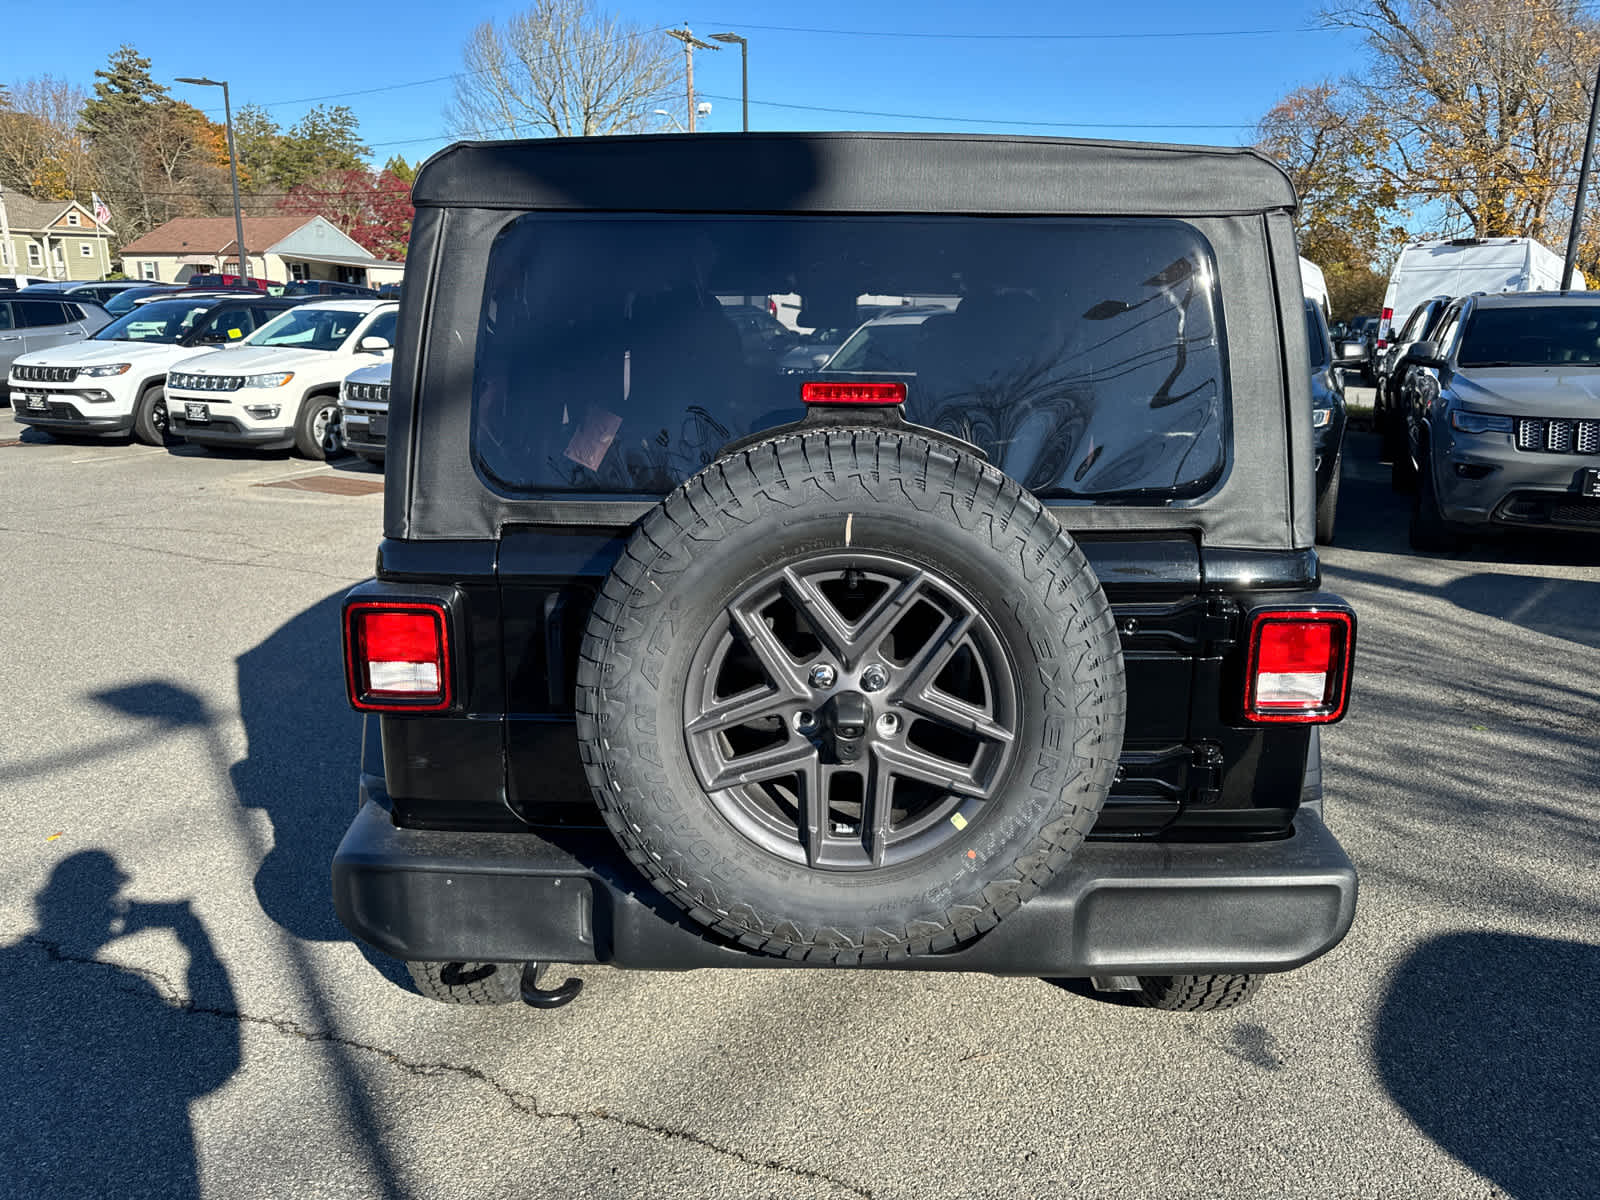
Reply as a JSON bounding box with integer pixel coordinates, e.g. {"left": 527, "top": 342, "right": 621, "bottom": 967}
{"left": 1312, "top": 408, "right": 1333, "bottom": 428}
{"left": 1449, "top": 409, "right": 1514, "bottom": 434}
{"left": 244, "top": 372, "right": 294, "bottom": 388}
{"left": 78, "top": 362, "right": 132, "bottom": 378}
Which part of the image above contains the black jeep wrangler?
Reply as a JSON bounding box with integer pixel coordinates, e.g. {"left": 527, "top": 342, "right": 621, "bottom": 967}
{"left": 333, "top": 133, "right": 1357, "bottom": 1012}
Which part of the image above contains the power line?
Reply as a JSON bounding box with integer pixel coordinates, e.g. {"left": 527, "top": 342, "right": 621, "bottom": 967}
{"left": 693, "top": 91, "right": 1256, "bottom": 129}
{"left": 690, "top": 20, "right": 1331, "bottom": 40}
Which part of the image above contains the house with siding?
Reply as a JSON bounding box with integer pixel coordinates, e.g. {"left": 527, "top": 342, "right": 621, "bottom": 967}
{"left": 0, "top": 192, "right": 115, "bottom": 281}
{"left": 119, "top": 215, "right": 403, "bottom": 288}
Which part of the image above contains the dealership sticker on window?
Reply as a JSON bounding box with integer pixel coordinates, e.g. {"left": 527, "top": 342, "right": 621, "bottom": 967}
{"left": 564, "top": 407, "right": 623, "bottom": 472}
{"left": 228, "top": 328, "right": 243, "bottom": 339}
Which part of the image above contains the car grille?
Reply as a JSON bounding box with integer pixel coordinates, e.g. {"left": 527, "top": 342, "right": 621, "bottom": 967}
{"left": 1516, "top": 417, "right": 1600, "bottom": 454}
{"left": 13, "top": 364, "right": 76, "bottom": 383}
{"left": 345, "top": 382, "right": 390, "bottom": 405}
{"left": 1550, "top": 498, "right": 1600, "bottom": 526}
{"left": 168, "top": 372, "right": 244, "bottom": 392}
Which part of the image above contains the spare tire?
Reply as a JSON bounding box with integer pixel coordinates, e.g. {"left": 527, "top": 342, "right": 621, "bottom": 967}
{"left": 576, "top": 427, "right": 1125, "bottom": 963}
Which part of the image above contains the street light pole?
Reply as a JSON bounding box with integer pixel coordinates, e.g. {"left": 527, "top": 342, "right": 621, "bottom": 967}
{"left": 710, "top": 32, "right": 748, "bottom": 132}
{"left": 177, "top": 76, "right": 249, "bottom": 284}
{"left": 665, "top": 29, "right": 719, "bottom": 132}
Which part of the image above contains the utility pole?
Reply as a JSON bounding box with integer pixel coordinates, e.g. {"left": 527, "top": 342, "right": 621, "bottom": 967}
{"left": 665, "top": 28, "right": 719, "bottom": 132}
{"left": 1566, "top": 60, "right": 1600, "bottom": 291}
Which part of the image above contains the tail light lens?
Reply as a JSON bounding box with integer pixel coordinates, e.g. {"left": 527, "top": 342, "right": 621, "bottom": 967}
{"left": 801, "top": 380, "right": 907, "bottom": 405}
{"left": 345, "top": 601, "right": 452, "bottom": 712}
{"left": 1377, "top": 306, "right": 1394, "bottom": 348}
{"left": 1243, "top": 609, "right": 1354, "bottom": 724}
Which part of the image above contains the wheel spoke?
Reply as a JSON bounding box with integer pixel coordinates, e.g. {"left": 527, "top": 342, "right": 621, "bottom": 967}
{"left": 705, "top": 735, "right": 817, "bottom": 791}
{"left": 685, "top": 685, "right": 796, "bottom": 736}
{"left": 778, "top": 568, "right": 853, "bottom": 662}
{"left": 843, "top": 569, "right": 929, "bottom": 666}
{"left": 896, "top": 610, "right": 976, "bottom": 698}
{"left": 900, "top": 687, "right": 1015, "bottom": 745}
{"left": 728, "top": 603, "right": 809, "bottom": 694}
{"left": 864, "top": 755, "right": 897, "bottom": 867}
{"left": 873, "top": 739, "right": 988, "bottom": 797}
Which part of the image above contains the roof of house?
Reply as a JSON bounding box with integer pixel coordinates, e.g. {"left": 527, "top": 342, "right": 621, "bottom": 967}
{"left": 120, "top": 216, "right": 312, "bottom": 256}
{"left": 1, "top": 194, "right": 106, "bottom": 233}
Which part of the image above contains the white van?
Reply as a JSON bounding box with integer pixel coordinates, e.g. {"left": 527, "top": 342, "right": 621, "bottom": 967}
{"left": 1378, "top": 236, "right": 1583, "bottom": 348}
{"left": 1299, "top": 257, "right": 1329, "bottom": 318}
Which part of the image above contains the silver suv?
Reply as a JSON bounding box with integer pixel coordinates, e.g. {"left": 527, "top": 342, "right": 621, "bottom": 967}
{"left": 2, "top": 295, "right": 110, "bottom": 401}
{"left": 1395, "top": 291, "right": 1600, "bottom": 548}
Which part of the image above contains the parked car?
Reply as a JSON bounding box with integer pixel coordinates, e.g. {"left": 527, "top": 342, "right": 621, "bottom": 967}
{"left": 185, "top": 272, "right": 281, "bottom": 290}
{"left": 336, "top": 360, "right": 390, "bottom": 464}
{"left": 103, "top": 284, "right": 183, "bottom": 316}
{"left": 6, "top": 293, "right": 305, "bottom": 444}
{"left": 23, "top": 280, "right": 149, "bottom": 306}
{"left": 1378, "top": 235, "right": 1582, "bottom": 351}
{"left": 0, "top": 274, "right": 54, "bottom": 291}
{"left": 1393, "top": 291, "right": 1600, "bottom": 549}
{"left": 1374, "top": 293, "right": 1452, "bottom": 451}
{"left": 1305, "top": 299, "right": 1348, "bottom": 544}
{"left": 282, "top": 280, "right": 380, "bottom": 299}
{"left": 0, "top": 295, "right": 110, "bottom": 404}
{"left": 165, "top": 299, "right": 396, "bottom": 458}
{"left": 330, "top": 133, "right": 1357, "bottom": 1015}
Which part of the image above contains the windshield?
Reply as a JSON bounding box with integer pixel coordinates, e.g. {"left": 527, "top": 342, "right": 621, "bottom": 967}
{"left": 472, "top": 214, "right": 1228, "bottom": 500}
{"left": 246, "top": 307, "right": 367, "bottom": 352}
{"left": 1457, "top": 305, "right": 1600, "bottom": 366}
{"left": 93, "top": 299, "right": 216, "bottom": 343}
{"left": 104, "top": 288, "right": 171, "bottom": 316}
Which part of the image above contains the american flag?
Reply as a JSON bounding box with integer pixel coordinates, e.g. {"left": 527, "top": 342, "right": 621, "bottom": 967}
{"left": 91, "top": 193, "right": 110, "bottom": 225}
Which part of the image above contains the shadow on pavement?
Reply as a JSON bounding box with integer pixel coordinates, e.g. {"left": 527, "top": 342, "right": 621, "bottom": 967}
{"left": 0, "top": 851, "right": 239, "bottom": 1200}
{"left": 1376, "top": 931, "right": 1600, "bottom": 1200}
{"left": 231, "top": 590, "right": 364, "bottom": 945}
{"left": 1441, "top": 573, "right": 1600, "bottom": 650}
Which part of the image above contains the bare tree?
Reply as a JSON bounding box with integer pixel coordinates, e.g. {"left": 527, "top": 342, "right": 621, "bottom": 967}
{"left": 0, "top": 76, "right": 95, "bottom": 199}
{"left": 449, "top": 0, "right": 678, "bottom": 138}
{"left": 1326, "top": 0, "right": 1600, "bottom": 240}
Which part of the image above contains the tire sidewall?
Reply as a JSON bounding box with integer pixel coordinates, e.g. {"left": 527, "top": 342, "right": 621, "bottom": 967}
{"left": 294, "top": 394, "right": 336, "bottom": 459}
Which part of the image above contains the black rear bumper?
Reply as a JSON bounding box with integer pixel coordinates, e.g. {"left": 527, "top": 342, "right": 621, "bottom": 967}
{"left": 333, "top": 780, "right": 1358, "bottom": 976}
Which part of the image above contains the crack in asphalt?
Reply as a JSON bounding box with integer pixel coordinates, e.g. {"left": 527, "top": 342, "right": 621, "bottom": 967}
{"left": 0, "top": 524, "right": 355, "bottom": 583}
{"left": 21, "top": 936, "right": 873, "bottom": 1200}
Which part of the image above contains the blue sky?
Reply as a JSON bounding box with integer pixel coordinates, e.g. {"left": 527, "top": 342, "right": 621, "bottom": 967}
{"left": 9, "top": 1, "right": 1370, "bottom": 167}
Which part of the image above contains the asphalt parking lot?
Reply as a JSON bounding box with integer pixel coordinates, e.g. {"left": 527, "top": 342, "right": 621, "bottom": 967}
{"left": 2, "top": 401, "right": 1597, "bottom": 1200}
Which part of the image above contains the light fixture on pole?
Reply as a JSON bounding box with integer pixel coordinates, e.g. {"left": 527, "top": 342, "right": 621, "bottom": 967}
{"left": 653, "top": 108, "right": 687, "bottom": 133}
{"left": 176, "top": 76, "right": 249, "bottom": 285}
{"left": 710, "top": 32, "right": 748, "bottom": 132}
{"left": 665, "top": 28, "right": 719, "bottom": 132}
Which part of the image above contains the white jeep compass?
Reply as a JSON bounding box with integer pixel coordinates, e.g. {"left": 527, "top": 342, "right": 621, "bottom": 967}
{"left": 165, "top": 299, "right": 396, "bottom": 458}
{"left": 7, "top": 294, "right": 304, "bottom": 445}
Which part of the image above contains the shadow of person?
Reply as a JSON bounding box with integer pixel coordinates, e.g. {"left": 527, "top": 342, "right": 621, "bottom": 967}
{"left": 1375, "top": 931, "right": 1600, "bottom": 1200}
{"left": 0, "top": 851, "right": 241, "bottom": 1199}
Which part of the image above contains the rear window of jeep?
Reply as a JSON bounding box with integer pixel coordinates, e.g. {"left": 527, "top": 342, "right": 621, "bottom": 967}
{"left": 471, "top": 214, "right": 1228, "bottom": 499}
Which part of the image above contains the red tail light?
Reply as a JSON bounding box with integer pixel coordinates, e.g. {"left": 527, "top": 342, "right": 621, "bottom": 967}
{"left": 345, "top": 601, "right": 452, "bottom": 712}
{"left": 801, "top": 380, "right": 907, "bottom": 406}
{"left": 1243, "top": 609, "right": 1354, "bottom": 724}
{"left": 1377, "top": 306, "right": 1394, "bottom": 349}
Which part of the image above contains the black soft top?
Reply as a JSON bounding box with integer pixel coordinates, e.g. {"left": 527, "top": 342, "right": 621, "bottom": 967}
{"left": 412, "top": 132, "right": 1297, "bottom": 217}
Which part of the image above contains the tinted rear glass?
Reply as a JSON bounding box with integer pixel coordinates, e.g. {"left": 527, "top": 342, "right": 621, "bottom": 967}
{"left": 1457, "top": 304, "right": 1600, "bottom": 366}
{"left": 471, "top": 214, "right": 1229, "bottom": 500}
{"left": 13, "top": 300, "right": 70, "bottom": 328}
{"left": 1304, "top": 303, "right": 1329, "bottom": 370}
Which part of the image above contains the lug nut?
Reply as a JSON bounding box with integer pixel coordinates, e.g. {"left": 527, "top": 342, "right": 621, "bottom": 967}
{"left": 808, "top": 664, "right": 837, "bottom": 689}
{"left": 794, "top": 711, "right": 817, "bottom": 733}
{"left": 860, "top": 664, "right": 889, "bottom": 692}
{"left": 875, "top": 712, "right": 900, "bottom": 737}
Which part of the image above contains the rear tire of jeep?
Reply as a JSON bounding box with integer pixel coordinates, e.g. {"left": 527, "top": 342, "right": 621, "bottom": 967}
{"left": 293, "top": 395, "right": 338, "bottom": 459}
{"left": 1136, "top": 973, "right": 1263, "bottom": 1012}
{"left": 406, "top": 960, "right": 523, "bottom": 1005}
{"left": 576, "top": 427, "right": 1126, "bottom": 964}
{"left": 132, "top": 384, "right": 168, "bottom": 447}
{"left": 1315, "top": 452, "right": 1341, "bottom": 545}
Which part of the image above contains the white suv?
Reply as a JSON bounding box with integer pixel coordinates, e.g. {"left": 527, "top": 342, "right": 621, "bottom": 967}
{"left": 7, "top": 294, "right": 304, "bottom": 444}
{"left": 165, "top": 299, "right": 396, "bottom": 458}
